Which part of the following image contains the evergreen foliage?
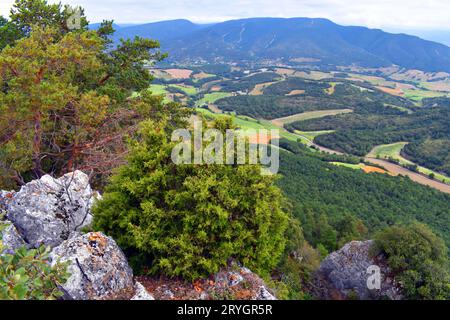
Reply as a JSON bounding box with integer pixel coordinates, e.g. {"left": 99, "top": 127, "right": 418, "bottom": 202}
{"left": 93, "top": 119, "right": 289, "bottom": 280}
{"left": 373, "top": 222, "right": 449, "bottom": 300}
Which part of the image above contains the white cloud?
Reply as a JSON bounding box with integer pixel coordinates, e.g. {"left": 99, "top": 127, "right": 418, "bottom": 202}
{"left": 1, "top": 0, "right": 449, "bottom": 31}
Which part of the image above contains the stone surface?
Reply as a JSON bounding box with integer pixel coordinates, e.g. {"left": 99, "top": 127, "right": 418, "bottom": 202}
{"left": 5, "top": 171, "right": 98, "bottom": 248}
{"left": 0, "top": 220, "right": 27, "bottom": 254}
{"left": 50, "top": 232, "right": 135, "bottom": 300}
{"left": 313, "top": 240, "right": 403, "bottom": 300}
{"left": 131, "top": 282, "right": 155, "bottom": 300}
{"left": 253, "top": 286, "right": 276, "bottom": 300}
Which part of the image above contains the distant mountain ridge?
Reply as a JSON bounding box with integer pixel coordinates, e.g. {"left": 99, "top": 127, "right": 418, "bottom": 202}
{"left": 99, "top": 17, "right": 450, "bottom": 72}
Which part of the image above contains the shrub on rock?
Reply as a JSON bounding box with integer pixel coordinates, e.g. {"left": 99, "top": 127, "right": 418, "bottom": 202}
{"left": 373, "top": 222, "right": 449, "bottom": 300}
{"left": 93, "top": 120, "right": 289, "bottom": 280}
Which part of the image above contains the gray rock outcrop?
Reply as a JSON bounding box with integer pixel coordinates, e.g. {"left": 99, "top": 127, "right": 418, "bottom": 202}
{"left": 50, "top": 232, "right": 135, "bottom": 300}
{"left": 313, "top": 240, "right": 403, "bottom": 300}
{"left": 0, "top": 220, "right": 27, "bottom": 254}
{"left": 5, "top": 171, "right": 98, "bottom": 248}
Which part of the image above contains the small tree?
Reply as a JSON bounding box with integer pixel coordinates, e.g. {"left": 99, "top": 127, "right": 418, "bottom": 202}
{"left": 0, "top": 0, "right": 169, "bottom": 188}
{"left": 373, "top": 222, "right": 449, "bottom": 300}
{"left": 93, "top": 119, "right": 288, "bottom": 280}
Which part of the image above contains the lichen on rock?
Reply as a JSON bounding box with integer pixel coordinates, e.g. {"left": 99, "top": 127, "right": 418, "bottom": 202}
{"left": 313, "top": 240, "right": 403, "bottom": 300}
{"left": 5, "top": 171, "right": 98, "bottom": 248}
{"left": 50, "top": 232, "right": 135, "bottom": 300}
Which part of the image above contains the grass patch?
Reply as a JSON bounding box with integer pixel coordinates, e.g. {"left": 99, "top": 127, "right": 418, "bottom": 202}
{"left": 271, "top": 109, "right": 353, "bottom": 126}
{"left": 169, "top": 84, "right": 197, "bottom": 95}
{"left": 195, "top": 92, "right": 232, "bottom": 106}
{"left": 403, "top": 89, "right": 448, "bottom": 101}
{"left": 294, "top": 130, "right": 335, "bottom": 140}
{"left": 367, "top": 142, "right": 449, "bottom": 184}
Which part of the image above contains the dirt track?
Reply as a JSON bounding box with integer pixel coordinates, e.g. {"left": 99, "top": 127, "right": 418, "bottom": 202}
{"left": 365, "top": 158, "right": 450, "bottom": 194}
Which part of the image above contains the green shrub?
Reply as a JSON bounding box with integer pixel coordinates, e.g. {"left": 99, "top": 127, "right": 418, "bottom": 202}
{"left": 93, "top": 119, "right": 289, "bottom": 280}
{"left": 373, "top": 222, "right": 449, "bottom": 300}
{"left": 0, "top": 224, "right": 70, "bottom": 300}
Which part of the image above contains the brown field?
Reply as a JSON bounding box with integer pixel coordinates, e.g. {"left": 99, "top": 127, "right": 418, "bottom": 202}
{"left": 275, "top": 68, "right": 296, "bottom": 76}
{"left": 420, "top": 81, "right": 450, "bottom": 92}
{"left": 149, "top": 69, "right": 172, "bottom": 80}
{"left": 201, "top": 79, "right": 223, "bottom": 91}
{"left": 286, "top": 89, "right": 306, "bottom": 96}
{"left": 250, "top": 81, "right": 278, "bottom": 95}
{"left": 365, "top": 158, "right": 450, "bottom": 194}
{"left": 395, "top": 83, "right": 417, "bottom": 90}
{"left": 375, "top": 86, "right": 404, "bottom": 97}
{"left": 164, "top": 69, "right": 193, "bottom": 79}
{"left": 245, "top": 131, "right": 280, "bottom": 145}
{"left": 210, "top": 85, "right": 222, "bottom": 92}
{"left": 297, "top": 71, "right": 333, "bottom": 80}
{"left": 362, "top": 165, "right": 389, "bottom": 174}
{"left": 390, "top": 69, "right": 450, "bottom": 82}
{"left": 207, "top": 104, "right": 223, "bottom": 114}
{"left": 193, "top": 72, "right": 213, "bottom": 80}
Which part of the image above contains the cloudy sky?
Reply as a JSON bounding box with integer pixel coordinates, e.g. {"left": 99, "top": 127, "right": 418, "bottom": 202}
{"left": 0, "top": 0, "right": 449, "bottom": 31}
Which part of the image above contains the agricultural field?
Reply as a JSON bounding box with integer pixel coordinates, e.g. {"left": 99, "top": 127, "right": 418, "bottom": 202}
{"left": 375, "top": 86, "right": 404, "bottom": 97}
{"left": 325, "top": 82, "right": 337, "bottom": 95}
{"left": 367, "top": 142, "right": 409, "bottom": 160}
{"left": 193, "top": 72, "right": 216, "bottom": 80}
{"left": 148, "top": 84, "right": 169, "bottom": 95}
{"left": 194, "top": 108, "right": 309, "bottom": 143}
{"left": 330, "top": 162, "right": 390, "bottom": 175}
{"left": 195, "top": 92, "right": 233, "bottom": 106}
{"left": 286, "top": 89, "right": 306, "bottom": 96}
{"left": 169, "top": 84, "right": 197, "bottom": 95}
{"left": 294, "top": 130, "right": 335, "bottom": 141}
{"left": 271, "top": 109, "right": 353, "bottom": 127}
{"left": 147, "top": 65, "right": 449, "bottom": 191}
{"left": 383, "top": 104, "right": 413, "bottom": 114}
{"left": 367, "top": 142, "right": 450, "bottom": 185}
{"left": 403, "top": 89, "right": 449, "bottom": 101}
{"left": 419, "top": 80, "right": 450, "bottom": 92}
{"left": 164, "top": 68, "right": 193, "bottom": 79}
{"left": 250, "top": 81, "right": 279, "bottom": 95}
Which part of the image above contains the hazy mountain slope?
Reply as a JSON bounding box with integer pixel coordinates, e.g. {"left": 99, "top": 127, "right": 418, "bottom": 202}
{"left": 338, "top": 26, "right": 450, "bottom": 72}
{"left": 105, "top": 17, "right": 450, "bottom": 72}
{"left": 166, "top": 18, "right": 390, "bottom": 67}
{"left": 112, "top": 19, "right": 205, "bottom": 46}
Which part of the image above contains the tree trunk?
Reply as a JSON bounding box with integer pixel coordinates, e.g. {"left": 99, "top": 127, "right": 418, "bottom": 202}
{"left": 32, "top": 110, "right": 43, "bottom": 178}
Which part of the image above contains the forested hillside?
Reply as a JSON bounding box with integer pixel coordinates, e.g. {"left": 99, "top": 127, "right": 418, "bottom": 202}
{"left": 276, "top": 140, "right": 450, "bottom": 253}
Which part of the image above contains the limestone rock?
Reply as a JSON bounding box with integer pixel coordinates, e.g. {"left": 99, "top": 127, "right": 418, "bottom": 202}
{"left": 313, "top": 240, "right": 403, "bottom": 300}
{"left": 6, "top": 171, "right": 98, "bottom": 248}
{"left": 0, "top": 220, "right": 27, "bottom": 254}
{"left": 50, "top": 232, "right": 135, "bottom": 300}
{"left": 131, "top": 282, "right": 155, "bottom": 300}
{"left": 253, "top": 286, "right": 276, "bottom": 300}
